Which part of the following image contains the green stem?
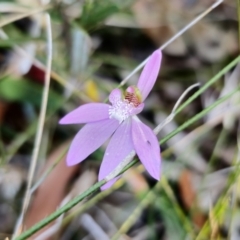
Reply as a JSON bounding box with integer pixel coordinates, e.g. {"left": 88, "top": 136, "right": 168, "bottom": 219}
{"left": 15, "top": 87, "right": 239, "bottom": 240}
{"left": 14, "top": 180, "right": 106, "bottom": 240}
{"left": 160, "top": 89, "right": 240, "bottom": 145}
{"left": 111, "top": 180, "right": 162, "bottom": 240}
{"left": 62, "top": 179, "right": 125, "bottom": 226}
{"left": 175, "top": 55, "right": 240, "bottom": 115}
{"left": 15, "top": 56, "right": 240, "bottom": 240}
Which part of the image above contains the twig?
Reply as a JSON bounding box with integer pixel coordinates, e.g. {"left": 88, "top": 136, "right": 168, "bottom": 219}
{"left": 13, "top": 13, "right": 52, "bottom": 238}
{"left": 119, "top": 0, "right": 224, "bottom": 87}
{"left": 153, "top": 83, "right": 200, "bottom": 134}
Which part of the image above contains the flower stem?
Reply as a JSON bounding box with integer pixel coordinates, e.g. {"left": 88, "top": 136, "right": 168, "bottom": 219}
{"left": 160, "top": 87, "right": 240, "bottom": 145}
{"left": 14, "top": 54, "right": 240, "bottom": 240}
{"left": 175, "top": 55, "right": 240, "bottom": 115}
{"left": 119, "top": 0, "right": 223, "bottom": 87}
{"left": 14, "top": 180, "right": 106, "bottom": 240}
{"left": 14, "top": 85, "right": 240, "bottom": 240}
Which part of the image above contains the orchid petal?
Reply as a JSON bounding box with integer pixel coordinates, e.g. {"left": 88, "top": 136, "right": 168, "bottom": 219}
{"left": 109, "top": 89, "right": 122, "bottom": 104}
{"left": 132, "top": 117, "right": 161, "bottom": 180}
{"left": 67, "top": 119, "right": 119, "bottom": 166}
{"left": 99, "top": 119, "right": 134, "bottom": 190}
{"left": 59, "top": 103, "right": 110, "bottom": 124}
{"left": 130, "top": 103, "right": 144, "bottom": 116}
{"left": 137, "top": 50, "right": 162, "bottom": 101}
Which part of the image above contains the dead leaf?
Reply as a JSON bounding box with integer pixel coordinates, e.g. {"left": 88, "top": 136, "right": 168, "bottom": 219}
{"left": 24, "top": 142, "right": 78, "bottom": 239}
{"left": 179, "top": 170, "right": 206, "bottom": 228}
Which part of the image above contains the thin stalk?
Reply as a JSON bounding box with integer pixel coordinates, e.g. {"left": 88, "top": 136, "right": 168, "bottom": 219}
{"left": 119, "top": 0, "right": 223, "bottom": 87}
{"left": 61, "top": 143, "right": 183, "bottom": 226}
{"left": 160, "top": 176, "right": 196, "bottom": 237}
{"left": 111, "top": 181, "right": 162, "bottom": 240}
{"left": 62, "top": 179, "right": 125, "bottom": 226}
{"left": 14, "top": 86, "right": 240, "bottom": 240}
{"left": 196, "top": 162, "right": 240, "bottom": 240}
{"left": 5, "top": 122, "right": 37, "bottom": 163}
{"left": 14, "top": 180, "right": 106, "bottom": 240}
{"left": 111, "top": 176, "right": 195, "bottom": 240}
{"left": 154, "top": 83, "right": 200, "bottom": 134}
{"left": 160, "top": 87, "right": 240, "bottom": 145}
{"left": 175, "top": 55, "right": 240, "bottom": 115}
{"left": 13, "top": 14, "right": 52, "bottom": 238}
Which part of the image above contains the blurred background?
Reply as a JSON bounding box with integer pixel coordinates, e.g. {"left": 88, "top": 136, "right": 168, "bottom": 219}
{"left": 0, "top": 0, "right": 240, "bottom": 239}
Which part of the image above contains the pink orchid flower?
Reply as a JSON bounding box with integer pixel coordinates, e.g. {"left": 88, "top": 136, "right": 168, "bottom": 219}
{"left": 60, "top": 50, "right": 162, "bottom": 189}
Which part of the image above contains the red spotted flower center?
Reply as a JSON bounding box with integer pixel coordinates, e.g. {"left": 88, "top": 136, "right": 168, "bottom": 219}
{"left": 109, "top": 86, "right": 142, "bottom": 123}
{"left": 124, "top": 86, "right": 142, "bottom": 107}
